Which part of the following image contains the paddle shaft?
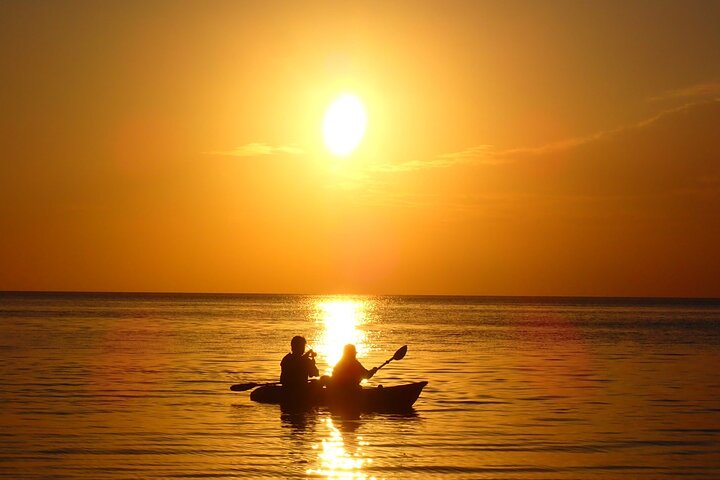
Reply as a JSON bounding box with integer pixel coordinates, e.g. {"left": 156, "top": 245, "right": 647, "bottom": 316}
{"left": 374, "top": 345, "right": 408, "bottom": 372}
{"left": 377, "top": 358, "right": 394, "bottom": 370}
{"left": 230, "top": 381, "right": 281, "bottom": 392}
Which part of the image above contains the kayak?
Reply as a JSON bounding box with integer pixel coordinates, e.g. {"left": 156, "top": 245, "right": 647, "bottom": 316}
{"left": 249, "top": 381, "right": 428, "bottom": 412}
{"left": 250, "top": 381, "right": 427, "bottom": 411}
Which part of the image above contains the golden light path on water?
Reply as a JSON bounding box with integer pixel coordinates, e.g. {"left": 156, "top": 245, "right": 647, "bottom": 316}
{"left": 308, "top": 299, "right": 377, "bottom": 479}
{"left": 312, "top": 299, "right": 370, "bottom": 376}
{"left": 306, "top": 418, "right": 375, "bottom": 480}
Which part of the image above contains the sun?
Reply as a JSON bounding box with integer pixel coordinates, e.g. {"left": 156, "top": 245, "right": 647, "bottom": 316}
{"left": 322, "top": 94, "right": 367, "bottom": 157}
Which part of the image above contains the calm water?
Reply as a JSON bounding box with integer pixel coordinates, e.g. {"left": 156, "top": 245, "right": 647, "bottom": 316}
{"left": 1, "top": 293, "right": 720, "bottom": 479}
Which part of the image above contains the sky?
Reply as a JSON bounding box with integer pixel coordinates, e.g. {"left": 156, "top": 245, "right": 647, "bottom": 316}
{"left": 1, "top": 0, "right": 719, "bottom": 297}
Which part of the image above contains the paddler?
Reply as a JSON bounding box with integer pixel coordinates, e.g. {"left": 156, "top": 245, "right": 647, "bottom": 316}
{"left": 331, "top": 344, "right": 378, "bottom": 389}
{"left": 280, "top": 336, "right": 319, "bottom": 389}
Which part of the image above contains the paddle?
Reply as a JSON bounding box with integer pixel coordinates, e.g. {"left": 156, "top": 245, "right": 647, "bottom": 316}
{"left": 374, "top": 345, "right": 408, "bottom": 372}
{"left": 230, "top": 381, "right": 280, "bottom": 392}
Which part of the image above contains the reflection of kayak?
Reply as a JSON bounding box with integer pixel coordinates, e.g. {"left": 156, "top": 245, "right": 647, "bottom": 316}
{"left": 250, "top": 381, "right": 428, "bottom": 412}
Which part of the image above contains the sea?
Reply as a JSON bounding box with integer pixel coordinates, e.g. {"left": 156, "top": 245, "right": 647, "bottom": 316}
{"left": 1, "top": 292, "right": 719, "bottom": 479}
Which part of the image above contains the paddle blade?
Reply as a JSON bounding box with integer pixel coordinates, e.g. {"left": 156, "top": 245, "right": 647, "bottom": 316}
{"left": 230, "top": 382, "right": 258, "bottom": 392}
{"left": 393, "top": 345, "right": 408, "bottom": 361}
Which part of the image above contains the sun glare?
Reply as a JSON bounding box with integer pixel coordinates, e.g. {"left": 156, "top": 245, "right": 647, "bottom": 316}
{"left": 313, "top": 299, "right": 369, "bottom": 375}
{"left": 322, "top": 94, "right": 367, "bottom": 157}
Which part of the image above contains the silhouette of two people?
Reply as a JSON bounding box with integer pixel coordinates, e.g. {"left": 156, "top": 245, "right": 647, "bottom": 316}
{"left": 280, "top": 337, "right": 377, "bottom": 390}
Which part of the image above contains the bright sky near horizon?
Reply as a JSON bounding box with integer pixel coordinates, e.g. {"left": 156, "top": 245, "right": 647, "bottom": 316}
{"left": 1, "top": 1, "right": 719, "bottom": 297}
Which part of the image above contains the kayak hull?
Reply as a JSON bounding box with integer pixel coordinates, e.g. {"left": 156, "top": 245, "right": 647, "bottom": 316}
{"left": 249, "top": 381, "right": 428, "bottom": 412}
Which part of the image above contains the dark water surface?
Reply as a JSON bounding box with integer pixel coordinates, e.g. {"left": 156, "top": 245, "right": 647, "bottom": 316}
{"left": 1, "top": 293, "right": 719, "bottom": 479}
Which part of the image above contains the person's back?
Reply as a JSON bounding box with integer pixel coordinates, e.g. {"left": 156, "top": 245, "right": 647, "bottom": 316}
{"left": 332, "top": 344, "right": 377, "bottom": 389}
{"left": 280, "top": 336, "right": 318, "bottom": 389}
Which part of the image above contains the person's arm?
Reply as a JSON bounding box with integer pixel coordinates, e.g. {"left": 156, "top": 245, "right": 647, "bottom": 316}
{"left": 307, "top": 357, "right": 319, "bottom": 378}
{"left": 280, "top": 356, "right": 288, "bottom": 384}
{"left": 304, "top": 350, "right": 319, "bottom": 377}
{"left": 358, "top": 360, "right": 378, "bottom": 380}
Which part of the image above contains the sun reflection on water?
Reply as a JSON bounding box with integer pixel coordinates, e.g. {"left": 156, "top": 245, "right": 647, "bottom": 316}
{"left": 306, "top": 417, "right": 376, "bottom": 480}
{"left": 313, "top": 299, "right": 371, "bottom": 376}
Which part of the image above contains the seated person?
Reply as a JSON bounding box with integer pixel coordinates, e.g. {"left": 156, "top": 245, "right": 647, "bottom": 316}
{"left": 331, "top": 344, "right": 377, "bottom": 389}
{"left": 280, "top": 335, "right": 319, "bottom": 389}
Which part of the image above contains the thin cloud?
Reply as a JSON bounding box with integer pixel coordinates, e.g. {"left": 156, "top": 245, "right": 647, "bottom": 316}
{"left": 369, "top": 157, "right": 473, "bottom": 173}
{"left": 392, "top": 99, "right": 720, "bottom": 173}
{"left": 370, "top": 145, "right": 499, "bottom": 173}
{"left": 438, "top": 145, "right": 495, "bottom": 161}
{"left": 370, "top": 134, "right": 601, "bottom": 174}
{"left": 649, "top": 81, "right": 720, "bottom": 102}
{"left": 503, "top": 99, "right": 720, "bottom": 197}
{"left": 205, "top": 143, "right": 304, "bottom": 157}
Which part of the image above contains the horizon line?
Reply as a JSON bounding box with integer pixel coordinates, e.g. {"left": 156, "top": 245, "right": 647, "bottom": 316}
{"left": 1, "top": 290, "right": 719, "bottom": 302}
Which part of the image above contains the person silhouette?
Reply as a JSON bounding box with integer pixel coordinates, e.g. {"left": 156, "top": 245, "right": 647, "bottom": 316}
{"left": 280, "top": 336, "right": 319, "bottom": 389}
{"left": 331, "top": 344, "right": 377, "bottom": 389}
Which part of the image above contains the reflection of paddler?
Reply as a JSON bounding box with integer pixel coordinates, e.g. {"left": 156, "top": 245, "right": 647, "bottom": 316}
{"left": 331, "top": 344, "right": 377, "bottom": 389}
{"left": 280, "top": 336, "right": 319, "bottom": 389}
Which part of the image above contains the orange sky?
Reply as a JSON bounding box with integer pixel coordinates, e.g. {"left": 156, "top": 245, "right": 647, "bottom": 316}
{"left": 1, "top": 1, "right": 719, "bottom": 297}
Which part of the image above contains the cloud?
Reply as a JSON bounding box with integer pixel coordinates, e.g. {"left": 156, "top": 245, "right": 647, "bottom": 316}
{"left": 205, "top": 143, "right": 304, "bottom": 157}
{"left": 382, "top": 99, "right": 719, "bottom": 180}
{"left": 649, "top": 81, "right": 720, "bottom": 102}
{"left": 361, "top": 99, "right": 720, "bottom": 219}
{"left": 437, "top": 145, "right": 495, "bottom": 161}
{"left": 369, "top": 145, "right": 502, "bottom": 173}
{"left": 440, "top": 99, "right": 720, "bottom": 201}
{"left": 452, "top": 100, "right": 720, "bottom": 208}
{"left": 543, "top": 99, "right": 720, "bottom": 195}
{"left": 374, "top": 109, "right": 657, "bottom": 174}
{"left": 369, "top": 156, "right": 478, "bottom": 173}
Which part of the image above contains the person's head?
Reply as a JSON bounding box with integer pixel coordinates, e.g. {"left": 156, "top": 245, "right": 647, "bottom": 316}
{"left": 290, "top": 336, "right": 306, "bottom": 355}
{"left": 342, "top": 344, "right": 357, "bottom": 359}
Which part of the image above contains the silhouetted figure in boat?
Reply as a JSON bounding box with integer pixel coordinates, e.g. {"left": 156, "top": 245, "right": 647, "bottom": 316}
{"left": 280, "top": 336, "right": 319, "bottom": 389}
{"left": 331, "top": 344, "right": 377, "bottom": 390}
